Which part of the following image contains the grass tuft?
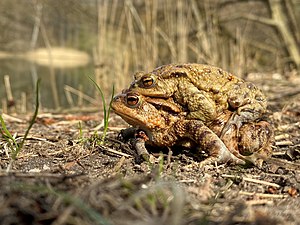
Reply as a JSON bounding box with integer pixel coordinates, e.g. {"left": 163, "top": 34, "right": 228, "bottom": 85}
{"left": 0, "top": 79, "right": 40, "bottom": 160}
{"left": 89, "top": 76, "right": 114, "bottom": 144}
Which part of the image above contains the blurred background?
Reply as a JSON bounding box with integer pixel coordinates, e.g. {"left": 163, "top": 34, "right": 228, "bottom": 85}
{"left": 0, "top": 0, "right": 299, "bottom": 113}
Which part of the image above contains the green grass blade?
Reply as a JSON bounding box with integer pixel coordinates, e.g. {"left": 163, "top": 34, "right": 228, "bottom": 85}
{"left": 0, "top": 114, "right": 19, "bottom": 148}
{"left": 88, "top": 76, "right": 107, "bottom": 121}
{"left": 0, "top": 115, "right": 15, "bottom": 140}
{"left": 106, "top": 84, "right": 115, "bottom": 128}
{"left": 88, "top": 76, "right": 115, "bottom": 143}
{"left": 11, "top": 79, "right": 40, "bottom": 159}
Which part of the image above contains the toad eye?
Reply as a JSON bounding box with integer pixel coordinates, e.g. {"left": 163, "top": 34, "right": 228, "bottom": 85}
{"left": 125, "top": 93, "right": 140, "bottom": 107}
{"left": 141, "top": 75, "right": 155, "bottom": 88}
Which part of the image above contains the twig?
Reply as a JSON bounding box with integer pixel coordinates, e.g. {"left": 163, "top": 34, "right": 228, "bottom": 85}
{"left": 239, "top": 191, "right": 288, "bottom": 199}
{"left": 278, "top": 122, "right": 300, "bottom": 131}
{"left": 99, "top": 145, "right": 132, "bottom": 158}
{"left": 272, "top": 151, "right": 287, "bottom": 156}
{"left": 16, "top": 135, "right": 57, "bottom": 146}
{"left": 64, "top": 85, "right": 98, "bottom": 105}
{"left": 1, "top": 113, "right": 24, "bottom": 123}
{"left": 178, "top": 179, "right": 197, "bottom": 183}
{"left": 222, "top": 174, "right": 280, "bottom": 188}
{"left": 275, "top": 134, "right": 290, "bottom": 141}
{"left": 275, "top": 140, "right": 293, "bottom": 146}
{"left": 4, "top": 75, "right": 14, "bottom": 104}
{"left": 265, "top": 157, "right": 300, "bottom": 171}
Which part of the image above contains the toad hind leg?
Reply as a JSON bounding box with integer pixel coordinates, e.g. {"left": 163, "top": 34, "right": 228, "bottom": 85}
{"left": 178, "top": 120, "right": 246, "bottom": 167}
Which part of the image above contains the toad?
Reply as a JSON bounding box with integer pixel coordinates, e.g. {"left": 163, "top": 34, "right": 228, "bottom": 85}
{"left": 112, "top": 91, "right": 273, "bottom": 167}
{"left": 129, "top": 63, "right": 267, "bottom": 136}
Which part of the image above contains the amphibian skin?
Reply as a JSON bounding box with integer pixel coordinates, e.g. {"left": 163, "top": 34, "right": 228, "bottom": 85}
{"left": 129, "top": 63, "right": 267, "bottom": 134}
{"left": 112, "top": 91, "right": 273, "bottom": 167}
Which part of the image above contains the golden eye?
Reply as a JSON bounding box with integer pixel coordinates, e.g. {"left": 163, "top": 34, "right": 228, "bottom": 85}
{"left": 141, "top": 75, "right": 155, "bottom": 88}
{"left": 126, "top": 93, "right": 140, "bottom": 107}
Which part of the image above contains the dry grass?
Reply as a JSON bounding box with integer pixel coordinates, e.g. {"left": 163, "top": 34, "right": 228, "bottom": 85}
{"left": 92, "top": 0, "right": 269, "bottom": 96}
{"left": 1, "top": 0, "right": 299, "bottom": 112}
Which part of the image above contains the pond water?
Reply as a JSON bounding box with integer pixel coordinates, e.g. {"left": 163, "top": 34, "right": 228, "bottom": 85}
{"left": 0, "top": 58, "right": 96, "bottom": 113}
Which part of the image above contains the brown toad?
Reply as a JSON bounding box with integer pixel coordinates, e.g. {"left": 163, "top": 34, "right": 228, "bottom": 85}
{"left": 129, "top": 63, "right": 267, "bottom": 135}
{"left": 112, "top": 91, "right": 273, "bottom": 167}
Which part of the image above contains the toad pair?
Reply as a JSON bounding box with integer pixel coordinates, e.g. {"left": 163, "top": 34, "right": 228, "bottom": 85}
{"left": 111, "top": 63, "right": 274, "bottom": 167}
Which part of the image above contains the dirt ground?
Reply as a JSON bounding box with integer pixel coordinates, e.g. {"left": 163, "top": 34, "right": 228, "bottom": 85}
{"left": 1, "top": 73, "right": 300, "bottom": 225}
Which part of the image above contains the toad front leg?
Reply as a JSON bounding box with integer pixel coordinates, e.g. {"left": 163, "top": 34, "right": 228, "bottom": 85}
{"left": 175, "top": 120, "right": 246, "bottom": 167}
{"left": 119, "top": 127, "right": 150, "bottom": 162}
{"left": 133, "top": 129, "right": 151, "bottom": 162}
